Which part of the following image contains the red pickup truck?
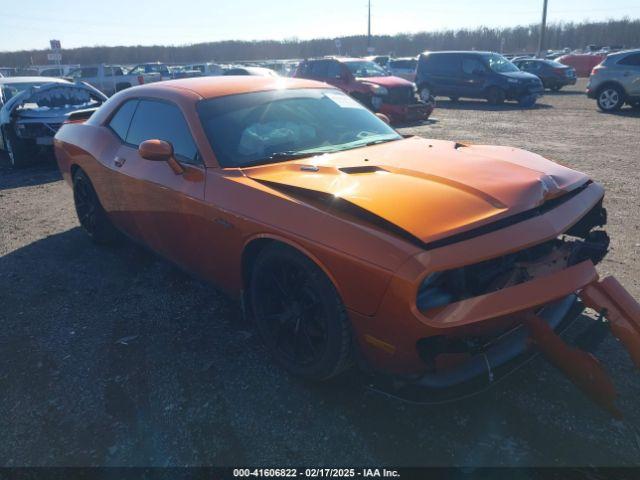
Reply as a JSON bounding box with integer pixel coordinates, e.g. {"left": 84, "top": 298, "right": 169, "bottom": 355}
{"left": 295, "top": 57, "right": 434, "bottom": 123}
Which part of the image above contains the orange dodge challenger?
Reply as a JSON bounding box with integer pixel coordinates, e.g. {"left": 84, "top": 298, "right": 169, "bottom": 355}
{"left": 54, "top": 77, "right": 640, "bottom": 414}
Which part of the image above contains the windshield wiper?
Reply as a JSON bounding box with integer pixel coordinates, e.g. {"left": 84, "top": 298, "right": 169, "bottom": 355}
{"left": 241, "top": 151, "right": 319, "bottom": 167}
{"left": 361, "top": 137, "right": 402, "bottom": 147}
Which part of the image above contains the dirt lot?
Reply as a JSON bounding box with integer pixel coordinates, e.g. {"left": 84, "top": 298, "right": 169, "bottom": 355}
{"left": 1, "top": 79, "right": 639, "bottom": 467}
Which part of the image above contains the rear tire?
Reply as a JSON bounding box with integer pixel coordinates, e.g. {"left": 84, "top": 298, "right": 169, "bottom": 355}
{"left": 249, "top": 243, "right": 352, "bottom": 381}
{"left": 72, "top": 169, "right": 119, "bottom": 244}
{"left": 486, "top": 87, "right": 506, "bottom": 105}
{"left": 597, "top": 85, "right": 625, "bottom": 112}
{"left": 4, "top": 127, "right": 34, "bottom": 168}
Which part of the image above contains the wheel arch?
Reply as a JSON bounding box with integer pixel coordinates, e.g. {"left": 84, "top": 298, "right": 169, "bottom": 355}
{"left": 241, "top": 234, "right": 342, "bottom": 297}
{"left": 596, "top": 81, "right": 627, "bottom": 97}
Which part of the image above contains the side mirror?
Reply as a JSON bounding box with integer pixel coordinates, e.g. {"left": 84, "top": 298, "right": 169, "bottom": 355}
{"left": 375, "top": 113, "right": 391, "bottom": 125}
{"left": 138, "top": 139, "right": 184, "bottom": 174}
{"left": 139, "top": 139, "right": 173, "bottom": 161}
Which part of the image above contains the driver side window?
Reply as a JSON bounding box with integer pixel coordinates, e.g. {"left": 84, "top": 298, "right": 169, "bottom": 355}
{"left": 125, "top": 100, "right": 200, "bottom": 164}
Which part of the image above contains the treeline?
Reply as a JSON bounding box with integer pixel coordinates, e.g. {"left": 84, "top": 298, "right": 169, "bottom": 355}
{"left": 1, "top": 18, "right": 639, "bottom": 67}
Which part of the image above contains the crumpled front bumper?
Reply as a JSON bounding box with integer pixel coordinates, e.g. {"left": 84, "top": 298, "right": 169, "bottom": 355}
{"left": 378, "top": 101, "right": 434, "bottom": 123}
{"left": 371, "top": 274, "right": 640, "bottom": 417}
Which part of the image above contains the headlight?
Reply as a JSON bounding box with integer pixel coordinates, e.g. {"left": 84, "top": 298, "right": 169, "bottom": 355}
{"left": 416, "top": 272, "right": 455, "bottom": 311}
{"left": 364, "top": 83, "right": 388, "bottom": 96}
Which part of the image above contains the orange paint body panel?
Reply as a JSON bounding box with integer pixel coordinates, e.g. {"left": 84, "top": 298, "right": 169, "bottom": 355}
{"left": 53, "top": 77, "right": 639, "bottom": 388}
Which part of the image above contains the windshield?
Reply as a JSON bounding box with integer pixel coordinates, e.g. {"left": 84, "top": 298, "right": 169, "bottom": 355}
{"left": 197, "top": 88, "right": 401, "bottom": 168}
{"left": 546, "top": 60, "right": 566, "bottom": 68}
{"left": 484, "top": 53, "right": 520, "bottom": 73}
{"left": 1, "top": 82, "right": 50, "bottom": 102}
{"left": 344, "top": 61, "right": 388, "bottom": 78}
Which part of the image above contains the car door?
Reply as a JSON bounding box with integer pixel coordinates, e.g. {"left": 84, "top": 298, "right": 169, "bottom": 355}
{"left": 616, "top": 52, "right": 640, "bottom": 96}
{"left": 460, "top": 56, "right": 489, "bottom": 97}
{"left": 426, "top": 54, "right": 460, "bottom": 96}
{"left": 519, "top": 60, "right": 543, "bottom": 81}
{"left": 111, "top": 98, "right": 209, "bottom": 273}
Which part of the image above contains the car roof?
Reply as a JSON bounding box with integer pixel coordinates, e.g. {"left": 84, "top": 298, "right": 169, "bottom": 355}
{"left": 606, "top": 48, "right": 640, "bottom": 59}
{"left": 421, "top": 51, "right": 495, "bottom": 56}
{"left": 133, "top": 76, "right": 330, "bottom": 99}
{"left": 0, "top": 76, "right": 69, "bottom": 85}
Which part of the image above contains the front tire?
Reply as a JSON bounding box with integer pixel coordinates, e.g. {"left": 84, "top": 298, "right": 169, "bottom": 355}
{"left": 249, "top": 243, "right": 352, "bottom": 381}
{"left": 418, "top": 85, "right": 432, "bottom": 102}
{"left": 518, "top": 94, "right": 537, "bottom": 107}
{"left": 597, "top": 85, "right": 625, "bottom": 112}
{"left": 72, "top": 169, "right": 119, "bottom": 244}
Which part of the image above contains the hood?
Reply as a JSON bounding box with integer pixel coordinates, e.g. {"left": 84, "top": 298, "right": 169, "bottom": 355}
{"left": 356, "top": 75, "right": 414, "bottom": 88}
{"left": 0, "top": 81, "right": 107, "bottom": 124}
{"left": 244, "top": 137, "right": 589, "bottom": 247}
{"left": 501, "top": 70, "right": 540, "bottom": 81}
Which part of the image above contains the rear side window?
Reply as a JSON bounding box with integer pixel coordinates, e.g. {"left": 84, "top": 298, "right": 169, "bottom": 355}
{"left": 618, "top": 53, "right": 640, "bottom": 66}
{"left": 125, "top": 100, "right": 199, "bottom": 163}
{"left": 108, "top": 99, "right": 138, "bottom": 141}
{"left": 425, "top": 54, "right": 460, "bottom": 75}
{"left": 462, "top": 57, "right": 487, "bottom": 74}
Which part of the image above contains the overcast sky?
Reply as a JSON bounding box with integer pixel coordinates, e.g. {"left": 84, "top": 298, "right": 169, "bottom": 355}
{"left": 1, "top": 0, "right": 638, "bottom": 51}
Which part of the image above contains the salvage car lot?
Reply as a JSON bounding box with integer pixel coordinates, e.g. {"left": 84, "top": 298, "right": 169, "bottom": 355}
{"left": 1, "top": 79, "right": 639, "bottom": 466}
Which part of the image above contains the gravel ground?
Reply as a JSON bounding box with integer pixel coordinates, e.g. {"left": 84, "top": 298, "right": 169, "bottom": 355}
{"left": 1, "top": 79, "right": 639, "bottom": 467}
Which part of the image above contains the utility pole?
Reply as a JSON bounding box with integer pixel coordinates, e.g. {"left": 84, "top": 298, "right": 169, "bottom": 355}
{"left": 537, "top": 0, "right": 548, "bottom": 58}
{"left": 367, "top": 0, "right": 372, "bottom": 50}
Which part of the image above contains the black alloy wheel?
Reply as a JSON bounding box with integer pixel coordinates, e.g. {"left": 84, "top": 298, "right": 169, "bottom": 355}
{"left": 249, "top": 243, "right": 352, "bottom": 381}
{"left": 73, "top": 169, "right": 118, "bottom": 244}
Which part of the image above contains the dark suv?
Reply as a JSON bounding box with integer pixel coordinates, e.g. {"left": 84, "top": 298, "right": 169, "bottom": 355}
{"left": 294, "top": 57, "right": 433, "bottom": 122}
{"left": 415, "top": 51, "right": 544, "bottom": 107}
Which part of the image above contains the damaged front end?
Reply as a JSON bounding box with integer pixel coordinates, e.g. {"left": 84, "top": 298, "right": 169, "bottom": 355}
{"left": 1, "top": 81, "right": 107, "bottom": 166}
{"left": 373, "top": 199, "right": 640, "bottom": 417}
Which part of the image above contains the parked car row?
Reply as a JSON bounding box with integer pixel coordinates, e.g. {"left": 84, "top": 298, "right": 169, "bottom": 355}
{"left": 2, "top": 47, "right": 637, "bottom": 169}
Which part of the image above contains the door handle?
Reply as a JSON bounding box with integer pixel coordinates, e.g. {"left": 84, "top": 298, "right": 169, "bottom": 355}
{"left": 114, "top": 156, "right": 126, "bottom": 168}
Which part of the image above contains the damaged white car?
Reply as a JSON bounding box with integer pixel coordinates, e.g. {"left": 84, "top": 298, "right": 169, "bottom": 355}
{"left": 0, "top": 77, "right": 107, "bottom": 167}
